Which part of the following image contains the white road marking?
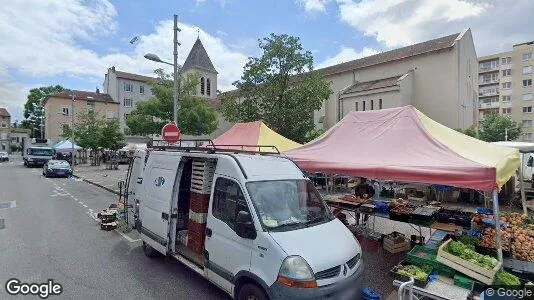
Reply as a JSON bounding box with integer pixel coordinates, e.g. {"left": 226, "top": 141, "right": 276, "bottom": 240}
{"left": 83, "top": 204, "right": 88, "bottom": 208}
{"left": 115, "top": 229, "right": 141, "bottom": 243}
{"left": 78, "top": 201, "right": 84, "bottom": 205}
{"left": 86, "top": 211, "right": 99, "bottom": 221}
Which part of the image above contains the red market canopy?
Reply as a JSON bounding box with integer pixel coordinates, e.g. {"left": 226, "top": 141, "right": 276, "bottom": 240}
{"left": 285, "top": 105, "right": 519, "bottom": 192}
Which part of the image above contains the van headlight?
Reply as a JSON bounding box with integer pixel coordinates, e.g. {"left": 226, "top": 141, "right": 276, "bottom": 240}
{"left": 276, "top": 256, "right": 317, "bottom": 288}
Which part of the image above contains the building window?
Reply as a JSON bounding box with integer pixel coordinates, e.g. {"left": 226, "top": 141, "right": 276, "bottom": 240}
{"left": 124, "top": 83, "right": 133, "bottom": 92}
{"left": 524, "top": 133, "right": 533, "bottom": 141}
{"left": 501, "top": 57, "right": 512, "bottom": 65}
{"left": 523, "top": 66, "right": 533, "bottom": 74}
{"left": 379, "top": 99, "right": 383, "bottom": 109}
{"left": 522, "top": 120, "right": 533, "bottom": 127}
{"left": 61, "top": 107, "right": 69, "bottom": 116}
{"left": 480, "top": 73, "right": 498, "bottom": 83}
{"left": 123, "top": 98, "right": 133, "bottom": 107}
{"left": 522, "top": 52, "right": 532, "bottom": 61}
{"left": 61, "top": 124, "right": 70, "bottom": 134}
{"left": 355, "top": 102, "right": 359, "bottom": 111}
{"left": 502, "top": 82, "right": 512, "bottom": 89}
{"left": 524, "top": 94, "right": 533, "bottom": 101}
{"left": 502, "top": 69, "right": 511, "bottom": 77}
{"left": 124, "top": 113, "right": 130, "bottom": 120}
{"left": 371, "top": 100, "right": 374, "bottom": 110}
{"left": 523, "top": 106, "right": 532, "bottom": 113}
{"left": 363, "top": 100, "right": 366, "bottom": 111}
{"left": 523, "top": 79, "right": 533, "bottom": 88}
{"left": 200, "top": 77, "right": 205, "bottom": 95}
{"left": 106, "top": 110, "right": 115, "bottom": 120}
{"left": 206, "top": 78, "right": 211, "bottom": 96}
{"left": 502, "top": 108, "right": 511, "bottom": 114}
{"left": 139, "top": 85, "right": 145, "bottom": 94}
{"left": 502, "top": 95, "right": 511, "bottom": 102}
{"left": 479, "top": 60, "right": 499, "bottom": 70}
{"left": 212, "top": 177, "right": 249, "bottom": 231}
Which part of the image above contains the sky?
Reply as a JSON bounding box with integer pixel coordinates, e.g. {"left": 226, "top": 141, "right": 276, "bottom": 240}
{"left": 1, "top": 0, "right": 533, "bottom": 122}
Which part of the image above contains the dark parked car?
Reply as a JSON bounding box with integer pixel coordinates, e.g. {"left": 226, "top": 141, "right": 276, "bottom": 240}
{"left": 43, "top": 160, "right": 73, "bottom": 178}
{"left": 0, "top": 151, "right": 8, "bottom": 162}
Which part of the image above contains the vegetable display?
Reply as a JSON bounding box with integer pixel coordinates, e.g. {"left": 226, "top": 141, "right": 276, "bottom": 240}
{"left": 501, "top": 213, "right": 534, "bottom": 262}
{"left": 446, "top": 240, "right": 498, "bottom": 270}
{"left": 494, "top": 271, "right": 521, "bottom": 286}
{"left": 395, "top": 265, "right": 431, "bottom": 281}
{"left": 479, "top": 227, "right": 511, "bottom": 252}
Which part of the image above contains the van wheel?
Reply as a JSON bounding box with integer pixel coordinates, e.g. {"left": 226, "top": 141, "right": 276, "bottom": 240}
{"left": 143, "top": 242, "right": 159, "bottom": 258}
{"left": 237, "top": 283, "right": 268, "bottom": 300}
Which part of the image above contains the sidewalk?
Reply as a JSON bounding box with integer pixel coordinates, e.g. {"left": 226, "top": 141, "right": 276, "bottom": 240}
{"left": 73, "top": 163, "right": 129, "bottom": 195}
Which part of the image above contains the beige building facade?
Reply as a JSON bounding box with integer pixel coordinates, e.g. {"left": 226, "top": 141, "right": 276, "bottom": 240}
{"left": 478, "top": 41, "right": 534, "bottom": 141}
{"left": 315, "top": 29, "right": 478, "bottom": 130}
{"left": 43, "top": 90, "right": 119, "bottom": 144}
{"left": 0, "top": 108, "right": 11, "bottom": 152}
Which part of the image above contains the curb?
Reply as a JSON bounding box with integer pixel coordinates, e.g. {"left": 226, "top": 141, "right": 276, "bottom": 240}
{"left": 72, "top": 174, "right": 120, "bottom": 196}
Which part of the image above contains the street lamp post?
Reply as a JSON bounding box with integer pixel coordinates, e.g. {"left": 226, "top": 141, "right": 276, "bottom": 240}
{"left": 144, "top": 14, "right": 181, "bottom": 124}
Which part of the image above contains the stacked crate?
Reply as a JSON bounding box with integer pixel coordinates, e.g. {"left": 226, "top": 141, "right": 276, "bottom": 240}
{"left": 187, "top": 160, "right": 215, "bottom": 254}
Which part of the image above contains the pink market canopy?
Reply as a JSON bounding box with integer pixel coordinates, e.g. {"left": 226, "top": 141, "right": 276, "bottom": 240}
{"left": 285, "top": 106, "right": 519, "bottom": 192}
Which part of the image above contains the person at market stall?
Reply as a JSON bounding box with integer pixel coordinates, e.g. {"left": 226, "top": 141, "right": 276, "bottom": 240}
{"left": 354, "top": 177, "right": 375, "bottom": 225}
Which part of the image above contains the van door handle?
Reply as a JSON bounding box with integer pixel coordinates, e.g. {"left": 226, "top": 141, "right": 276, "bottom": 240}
{"left": 206, "top": 227, "right": 212, "bottom": 237}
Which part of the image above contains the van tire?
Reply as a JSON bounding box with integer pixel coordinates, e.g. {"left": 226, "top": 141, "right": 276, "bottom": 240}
{"left": 143, "top": 241, "right": 159, "bottom": 258}
{"left": 237, "top": 283, "right": 268, "bottom": 300}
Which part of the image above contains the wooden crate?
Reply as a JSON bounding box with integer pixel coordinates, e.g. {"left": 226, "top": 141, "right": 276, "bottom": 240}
{"left": 436, "top": 239, "right": 501, "bottom": 285}
{"left": 191, "top": 160, "right": 216, "bottom": 194}
{"left": 383, "top": 236, "right": 411, "bottom": 253}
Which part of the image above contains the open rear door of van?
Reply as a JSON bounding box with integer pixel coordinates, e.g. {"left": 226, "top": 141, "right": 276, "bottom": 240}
{"left": 139, "top": 155, "right": 180, "bottom": 255}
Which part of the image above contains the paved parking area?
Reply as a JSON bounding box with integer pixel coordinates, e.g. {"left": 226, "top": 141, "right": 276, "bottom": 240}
{"left": 73, "top": 163, "right": 129, "bottom": 194}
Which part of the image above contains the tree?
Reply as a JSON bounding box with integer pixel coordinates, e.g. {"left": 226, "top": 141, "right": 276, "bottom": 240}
{"left": 455, "top": 125, "right": 478, "bottom": 139}
{"left": 73, "top": 110, "right": 103, "bottom": 151}
{"left": 478, "top": 113, "right": 522, "bottom": 142}
{"left": 100, "top": 119, "right": 126, "bottom": 151}
{"left": 126, "top": 69, "right": 218, "bottom": 136}
{"left": 220, "top": 33, "right": 332, "bottom": 143}
{"left": 22, "top": 85, "right": 65, "bottom": 138}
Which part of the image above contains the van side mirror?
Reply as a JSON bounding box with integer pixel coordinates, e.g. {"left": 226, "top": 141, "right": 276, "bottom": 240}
{"left": 236, "top": 211, "right": 256, "bottom": 240}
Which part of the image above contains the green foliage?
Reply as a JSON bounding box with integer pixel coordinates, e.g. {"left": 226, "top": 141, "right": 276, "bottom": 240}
{"left": 126, "top": 69, "right": 218, "bottom": 136}
{"left": 73, "top": 110, "right": 103, "bottom": 150}
{"left": 446, "top": 240, "right": 498, "bottom": 270}
{"left": 455, "top": 125, "right": 478, "bottom": 139}
{"left": 479, "top": 113, "right": 522, "bottom": 142}
{"left": 100, "top": 119, "right": 126, "bottom": 150}
{"left": 23, "top": 85, "right": 65, "bottom": 138}
{"left": 495, "top": 271, "right": 521, "bottom": 286}
{"left": 303, "top": 128, "right": 326, "bottom": 143}
{"left": 395, "top": 265, "right": 431, "bottom": 281}
{"left": 220, "top": 33, "right": 332, "bottom": 143}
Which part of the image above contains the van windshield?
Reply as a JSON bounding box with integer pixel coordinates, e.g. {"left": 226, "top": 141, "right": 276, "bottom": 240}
{"left": 28, "top": 148, "right": 54, "bottom": 156}
{"left": 246, "top": 180, "right": 334, "bottom": 232}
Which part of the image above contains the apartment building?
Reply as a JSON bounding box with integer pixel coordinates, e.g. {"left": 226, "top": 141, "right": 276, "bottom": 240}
{"left": 315, "top": 29, "right": 478, "bottom": 130}
{"left": 478, "top": 41, "right": 534, "bottom": 141}
{"left": 103, "top": 66, "right": 156, "bottom": 134}
{"left": 43, "top": 90, "right": 119, "bottom": 144}
{"left": 0, "top": 108, "right": 11, "bottom": 152}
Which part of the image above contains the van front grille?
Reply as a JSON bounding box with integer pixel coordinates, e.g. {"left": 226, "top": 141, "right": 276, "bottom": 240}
{"left": 315, "top": 265, "right": 341, "bottom": 280}
{"left": 346, "top": 253, "right": 360, "bottom": 269}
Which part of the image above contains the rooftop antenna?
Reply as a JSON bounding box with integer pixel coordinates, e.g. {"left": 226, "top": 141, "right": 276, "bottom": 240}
{"left": 197, "top": 28, "right": 200, "bottom": 39}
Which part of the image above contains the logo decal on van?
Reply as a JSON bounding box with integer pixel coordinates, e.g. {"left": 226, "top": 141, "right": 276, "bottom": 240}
{"left": 154, "top": 177, "right": 165, "bottom": 187}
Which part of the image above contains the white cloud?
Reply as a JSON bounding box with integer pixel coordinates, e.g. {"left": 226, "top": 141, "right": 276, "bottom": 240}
{"left": 317, "top": 46, "right": 379, "bottom": 69}
{"left": 296, "top": 0, "right": 329, "bottom": 13}
{"left": 0, "top": 0, "right": 249, "bottom": 118}
{"left": 336, "top": 0, "right": 487, "bottom": 48}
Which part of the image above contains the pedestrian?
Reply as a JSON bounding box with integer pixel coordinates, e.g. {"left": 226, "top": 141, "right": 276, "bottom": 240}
{"left": 354, "top": 177, "right": 375, "bottom": 225}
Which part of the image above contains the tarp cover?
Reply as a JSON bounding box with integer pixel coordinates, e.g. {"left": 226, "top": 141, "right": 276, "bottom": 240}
{"left": 285, "top": 106, "right": 519, "bottom": 191}
{"left": 210, "top": 121, "right": 301, "bottom": 152}
{"left": 53, "top": 140, "right": 82, "bottom": 151}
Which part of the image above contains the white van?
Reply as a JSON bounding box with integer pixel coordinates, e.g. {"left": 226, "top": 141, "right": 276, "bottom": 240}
{"left": 133, "top": 147, "right": 364, "bottom": 300}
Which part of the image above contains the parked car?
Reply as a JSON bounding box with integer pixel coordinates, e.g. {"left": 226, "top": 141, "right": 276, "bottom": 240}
{"left": 43, "top": 160, "right": 73, "bottom": 178}
{"left": 0, "top": 151, "right": 8, "bottom": 162}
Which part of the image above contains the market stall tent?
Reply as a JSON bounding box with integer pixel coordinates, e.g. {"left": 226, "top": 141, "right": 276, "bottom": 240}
{"left": 209, "top": 121, "right": 302, "bottom": 152}
{"left": 285, "top": 105, "right": 520, "bottom": 262}
{"left": 53, "top": 140, "right": 82, "bottom": 152}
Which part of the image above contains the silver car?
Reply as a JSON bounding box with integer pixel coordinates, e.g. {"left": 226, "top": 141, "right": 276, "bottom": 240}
{"left": 43, "top": 160, "right": 73, "bottom": 177}
{"left": 0, "top": 151, "right": 8, "bottom": 162}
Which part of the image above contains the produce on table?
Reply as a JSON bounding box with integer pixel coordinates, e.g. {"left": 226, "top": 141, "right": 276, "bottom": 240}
{"left": 446, "top": 240, "right": 498, "bottom": 270}
{"left": 479, "top": 227, "right": 511, "bottom": 252}
{"left": 340, "top": 194, "right": 367, "bottom": 204}
{"left": 511, "top": 226, "right": 534, "bottom": 262}
{"left": 395, "top": 265, "right": 431, "bottom": 281}
{"left": 455, "top": 234, "right": 480, "bottom": 248}
{"left": 494, "top": 270, "right": 521, "bottom": 286}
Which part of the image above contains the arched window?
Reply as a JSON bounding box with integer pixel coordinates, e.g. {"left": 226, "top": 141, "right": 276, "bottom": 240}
{"left": 206, "top": 78, "right": 211, "bottom": 96}
{"left": 200, "top": 77, "right": 205, "bottom": 95}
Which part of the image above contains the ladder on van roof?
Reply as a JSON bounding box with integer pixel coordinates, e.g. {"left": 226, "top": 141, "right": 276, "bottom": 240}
{"left": 151, "top": 139, "right": 281, "bottom": 155}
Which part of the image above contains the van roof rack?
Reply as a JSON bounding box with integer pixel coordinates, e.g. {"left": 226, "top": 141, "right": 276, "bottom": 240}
{"left": 151, "top": 139, "right": 280, "bottom": 155}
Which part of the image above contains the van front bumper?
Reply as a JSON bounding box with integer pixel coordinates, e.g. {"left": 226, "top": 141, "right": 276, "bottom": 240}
{"left": 269, "top": 262, "right": 364, "bottom": 300}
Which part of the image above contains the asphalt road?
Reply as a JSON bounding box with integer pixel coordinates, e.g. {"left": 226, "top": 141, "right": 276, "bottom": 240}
{"left": 0, "top": 155, "right": 229, "bottom": 300}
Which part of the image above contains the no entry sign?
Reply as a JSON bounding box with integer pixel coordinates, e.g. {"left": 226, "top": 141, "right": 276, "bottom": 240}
{"left": 161, "top": 121, "right": 181, "bottom": 143}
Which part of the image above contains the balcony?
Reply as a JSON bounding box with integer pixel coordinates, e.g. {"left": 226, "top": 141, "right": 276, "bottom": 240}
{"left": 478, "top": 101, "right": 500, "bottom": 109}
{"left": 479, "top": 65, "right": 500, "bottom": 73}
{"left": 479, "top": 88, "right": 500, "bottom": 97}
{"left": 479, "top": 79, "right": 499, "bottom": 86}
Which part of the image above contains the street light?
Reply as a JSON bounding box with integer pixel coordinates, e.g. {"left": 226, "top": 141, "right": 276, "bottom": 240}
{"left": 144, "top": 14, "right": 181, "bottom": 124}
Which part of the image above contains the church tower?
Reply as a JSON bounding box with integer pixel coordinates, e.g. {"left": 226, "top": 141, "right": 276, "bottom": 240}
{"left": 182, "top": 37, "right": 218, "bottom": 99}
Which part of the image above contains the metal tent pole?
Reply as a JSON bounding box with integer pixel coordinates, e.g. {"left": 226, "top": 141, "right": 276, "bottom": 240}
{"left": 492, "top": 189, "right": 503, "bottom": 262}
{"left": 520, "top": 153, "right": 528, "bottom": 215}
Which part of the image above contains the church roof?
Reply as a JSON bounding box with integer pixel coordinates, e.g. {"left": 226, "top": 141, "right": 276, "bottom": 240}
{"left": 183, "top": 38, "right": 218, "bottom": 74}
{"left": 341, "top": 75, "right": 401, "bottom": 94}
